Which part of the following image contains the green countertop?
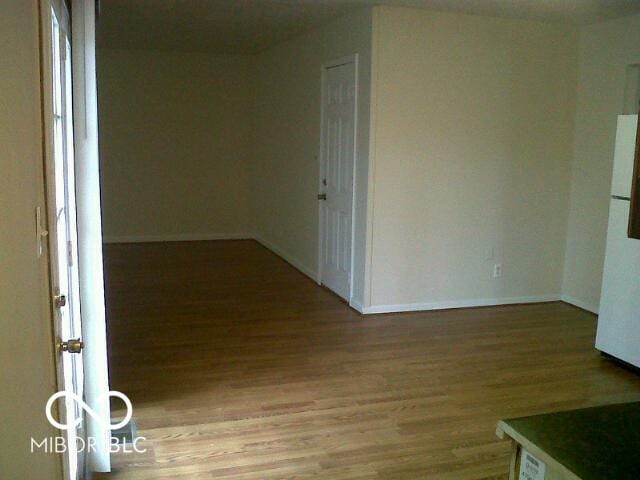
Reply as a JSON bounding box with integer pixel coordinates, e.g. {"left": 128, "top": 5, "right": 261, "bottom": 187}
{"left": 501, "top": 402, "right": 640, "bottom": 480}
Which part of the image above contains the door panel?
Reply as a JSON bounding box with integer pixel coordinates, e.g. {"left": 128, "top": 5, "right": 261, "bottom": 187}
{"left": 45, "top": 3, "right": 85, "bottom": 478}
{"left": 72, "top": 0, "right": 113, "bottom": 471}
{"left": 320, "top": 61, "right": 356, "bottom": 300}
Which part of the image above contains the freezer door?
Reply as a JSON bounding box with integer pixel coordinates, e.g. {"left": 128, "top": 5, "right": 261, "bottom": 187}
{"left": 629, "top": 111, "right": 640, "bottom": 239}
{"left": 596, "top": 199, "right": 640, "bottom": 368}
{"left": 611, "top": 115, "right": 638, "bottom": 198}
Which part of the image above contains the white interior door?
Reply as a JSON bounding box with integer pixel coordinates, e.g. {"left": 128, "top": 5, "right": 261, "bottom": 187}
{"left": 71, "top": 0, "right": 113, "bottom": 472}
{"left": 319, "top": 59, "right": 357, "bottom": 300}
{"left": 44, "top": 2, "right": 86, "bottom": 478}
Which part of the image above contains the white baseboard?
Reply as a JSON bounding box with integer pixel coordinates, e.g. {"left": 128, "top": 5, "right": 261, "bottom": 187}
{"left": 103, "top": 233, "right": 253, "bottom": 244}
{"left": 254, "top": 236, "right": 319, "bottom": 283}
{"left": 560, "top": 294, "right": 599, "bottom": 314}
{"left": 361, "top": 294, "right": 562, "bottom": 314}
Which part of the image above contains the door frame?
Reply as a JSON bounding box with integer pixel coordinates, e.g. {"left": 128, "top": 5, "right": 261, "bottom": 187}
{"left": 317, "top": 54, "right": 359, "bottom": 304}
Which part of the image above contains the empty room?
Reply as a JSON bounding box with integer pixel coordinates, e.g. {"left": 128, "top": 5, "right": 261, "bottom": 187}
{"left": 2, "top": 1, "right": 640, "bottom": 479}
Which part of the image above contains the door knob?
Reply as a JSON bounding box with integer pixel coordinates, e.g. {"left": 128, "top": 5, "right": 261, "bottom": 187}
{"left": 60, "top": 338, "right": 83, "bottom": 354}
{"left": 54, "top": 294, "right": 67, "bottom": 308}
{"left": 317, "top": 193, "right": 327, "bottom": 200}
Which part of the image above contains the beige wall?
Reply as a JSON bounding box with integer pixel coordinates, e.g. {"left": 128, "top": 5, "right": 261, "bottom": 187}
{"left": 98, "top": 49, "right": 253, "bottom": 241}
{"left": 562, "top": 14, "right": 640, "bottom": 313}
{"left": 366, "top": 6, "right": 578, "bottom": 310}
{"left": 251, "top": 8, "right": 373, "bottom": 306}
{"left": 96, "top": 7, "right": 639, "bottom": 314}
{"left": 0, "top": 1, "right": 61, "bottom": 478}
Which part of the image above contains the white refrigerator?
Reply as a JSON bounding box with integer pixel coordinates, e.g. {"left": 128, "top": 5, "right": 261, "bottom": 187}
{"left": 596, "top": 114, "right": 640, "bottom": 368}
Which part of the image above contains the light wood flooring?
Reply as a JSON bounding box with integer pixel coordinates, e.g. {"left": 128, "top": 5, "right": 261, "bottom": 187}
{"left": 101, "top": 240, "right": 640, "bottom": 479}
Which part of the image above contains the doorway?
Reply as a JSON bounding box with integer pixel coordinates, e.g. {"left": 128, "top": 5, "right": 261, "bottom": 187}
{"left": 318, "top": 56, "right": 358, "bottom": 301}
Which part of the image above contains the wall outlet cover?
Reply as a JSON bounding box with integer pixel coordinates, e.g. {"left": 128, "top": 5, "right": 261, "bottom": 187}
{"left": 493, "top": 263, "right": 503, "bottom": 278}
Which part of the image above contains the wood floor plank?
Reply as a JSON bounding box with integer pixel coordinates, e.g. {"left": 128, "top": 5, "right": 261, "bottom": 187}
{"left": 98, "top": 240, "right": 640, "bottom": 479}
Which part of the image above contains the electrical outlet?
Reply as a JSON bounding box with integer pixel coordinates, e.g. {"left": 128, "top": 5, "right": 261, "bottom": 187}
{"left": 493, "top": 263, "right": 503, "bottom": 278}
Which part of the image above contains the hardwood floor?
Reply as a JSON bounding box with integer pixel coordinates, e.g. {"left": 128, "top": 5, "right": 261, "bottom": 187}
{"left": 102, "top": 240, "right": 640, "bottom": 479}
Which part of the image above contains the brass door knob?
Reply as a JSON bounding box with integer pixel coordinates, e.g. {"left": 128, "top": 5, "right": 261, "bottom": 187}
{"left": 317, "top": 193, "right": 327, "bottom": 200}
{"left": 60, "top": 338, "right": 83, "bottom": 354}
{"left": 54, "top": 294, "right": 67, "bottom": 308}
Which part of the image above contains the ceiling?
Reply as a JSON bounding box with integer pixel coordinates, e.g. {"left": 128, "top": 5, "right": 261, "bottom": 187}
{"left": 96, "top": 0, "right": 640, "bottom": 54}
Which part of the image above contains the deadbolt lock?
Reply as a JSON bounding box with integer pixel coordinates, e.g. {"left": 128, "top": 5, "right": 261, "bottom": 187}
{"left": 54, "top": 294, "right": 67, "bottom": 308}
{"left": 60, "top": 338, "right": 83, "bottom": 354}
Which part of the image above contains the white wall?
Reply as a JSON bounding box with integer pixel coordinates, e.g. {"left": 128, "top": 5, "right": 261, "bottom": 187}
{"left": 365, "top": 6, "right": 578, "bottom": 312}
{"left": 562, "top": 14, "right": 640, "bottom": 313}
{"left": 98, "top": 49, "right": 253, "bottom": 242}
{"left": 0, "top": 1, "right": 61, "bottom": 478}
{"left": 251, "top": 8, "right": 373, "bottom": 306}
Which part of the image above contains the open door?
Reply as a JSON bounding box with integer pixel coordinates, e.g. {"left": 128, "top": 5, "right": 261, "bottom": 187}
{"left": 72, "top": 0, "right": 113, "bottom": 473}
{"left": 42, "top": 2, "right": 86, "bottom": 478}
{"left": 41, "top": 0, "right": 112, "bottom": 476}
